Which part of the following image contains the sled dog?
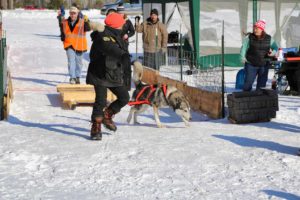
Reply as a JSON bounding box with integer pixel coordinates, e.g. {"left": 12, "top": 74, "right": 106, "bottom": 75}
{"left": 127, "top": 61, "right": 191, "bottom": 128}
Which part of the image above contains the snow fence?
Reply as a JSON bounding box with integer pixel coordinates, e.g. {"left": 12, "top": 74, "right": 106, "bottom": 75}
{"left": 141, "top": 66, "right": 222, "bottom": 119}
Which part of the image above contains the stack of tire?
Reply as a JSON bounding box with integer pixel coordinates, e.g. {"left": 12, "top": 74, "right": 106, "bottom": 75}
{"left": 227, "top": 89, "right": 278, "bottom": 124}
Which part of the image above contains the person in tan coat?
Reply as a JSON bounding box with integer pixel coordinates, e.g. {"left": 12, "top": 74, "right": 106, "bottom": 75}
{"left": 135, "top": 9, "right": 168, "bottom": 70}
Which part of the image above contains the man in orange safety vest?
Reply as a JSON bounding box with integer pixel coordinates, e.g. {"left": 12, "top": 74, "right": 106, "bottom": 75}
{"left": 61, "top": 6, "right": 90, "bottom": 84}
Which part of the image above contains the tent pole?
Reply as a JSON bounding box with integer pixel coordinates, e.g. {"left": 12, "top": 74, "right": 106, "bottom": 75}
{"left": 189, "top": 0, "right": 200, "bottom": 69}
{"left": 162, "top": 3, "right": 166, "bottom": 23}
{"left": 253, "top": 0, "right": 258, "bottom": 24}
{"left": 221, "top": 20, "right": 225, "bottom": 118}
{"left": 239, "top": 1, "right": 248, "bottom": 40}
{"left": 274, "top": 0, "right": 281, "bottom": 46}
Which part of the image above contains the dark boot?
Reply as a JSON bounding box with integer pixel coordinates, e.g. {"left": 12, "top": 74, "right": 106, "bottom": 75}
{"left": 75, "top": 77, "right": 80, "bottom": 84}
{"left": 90, "top": 117, "right": 103, "bottom": 140}
{"left": 103, "top": 108, "right": 117, "bottom": 131}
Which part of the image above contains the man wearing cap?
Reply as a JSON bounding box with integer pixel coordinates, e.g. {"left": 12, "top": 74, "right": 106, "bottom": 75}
{"left": 61, "top": 6, "right": 90, "bottom": 84}
{"left": 86, "top": 13, "right": 130, "bottom": 140}
{"left": 135, "top": 8, "right": 168, "bottom": 70}
{"left": 240, "top": 19, "right": 278, "bottom": 91}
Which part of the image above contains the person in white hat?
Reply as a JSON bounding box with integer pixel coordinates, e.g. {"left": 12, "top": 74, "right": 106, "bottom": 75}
{"left": 60, "top": 6, "right": 90, "bottom": 84}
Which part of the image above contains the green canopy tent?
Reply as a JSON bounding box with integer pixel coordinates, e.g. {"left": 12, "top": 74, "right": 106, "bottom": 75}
{"left": 142, "top": 0, "right": 300, "bottom": 67}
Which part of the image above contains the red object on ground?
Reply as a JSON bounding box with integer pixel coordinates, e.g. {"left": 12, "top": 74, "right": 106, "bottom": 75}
{"left": 286, "top": 57, "right": 300, "bottom": 62}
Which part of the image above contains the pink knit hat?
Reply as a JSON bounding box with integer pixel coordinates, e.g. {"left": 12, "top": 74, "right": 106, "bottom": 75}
{"left": 254, "top": 20, "right": 266, "bottom": 31}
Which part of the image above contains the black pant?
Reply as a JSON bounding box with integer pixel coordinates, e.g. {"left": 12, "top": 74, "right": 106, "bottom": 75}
{"left": 281, "top": 62, "right": 300, "bottom": 92}
{"left": 92, "top": 85, "right": 129, "bottom": 121}
{"left": 285, "top": 69, "right": 300, "bottom": 92}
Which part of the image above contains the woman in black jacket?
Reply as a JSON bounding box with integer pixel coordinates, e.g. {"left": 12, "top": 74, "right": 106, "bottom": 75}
{"left": 86, "top": 13, "right": 130, "bottom": 140}
{"left": 106, "top": 10, "right": 134, "bottom": 91}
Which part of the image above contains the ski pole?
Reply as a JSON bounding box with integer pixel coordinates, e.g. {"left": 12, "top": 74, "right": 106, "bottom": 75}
{"left": 135, "top": 17, "right": 139, "bottom": 60}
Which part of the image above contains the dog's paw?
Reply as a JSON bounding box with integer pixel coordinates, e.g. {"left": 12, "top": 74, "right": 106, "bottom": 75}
{"left": 184, "top": 122, "right": 190, "bottom": 127}
{"left": 157, "top": 124, "right": 166, "bottom": 128}
{"left": 133, "top": 121, "right": 141, "bottom": 125}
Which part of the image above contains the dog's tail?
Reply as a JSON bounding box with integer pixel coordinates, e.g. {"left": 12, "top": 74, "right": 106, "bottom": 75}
{"left": 132, "top": 61, "right": 143, "bottom": 86}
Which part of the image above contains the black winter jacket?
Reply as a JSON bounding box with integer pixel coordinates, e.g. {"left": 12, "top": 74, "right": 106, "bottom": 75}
{"left": 122, "top": 19, "right": 135, "bottom": 39}
{"left": 86, "top": 26, "right": 130, "bottom": 87}
{"left": 246, "top": 33, "right": 271, "bottom": 67}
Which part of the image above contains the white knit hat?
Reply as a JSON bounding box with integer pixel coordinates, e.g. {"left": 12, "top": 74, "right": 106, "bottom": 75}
{"left": 69, "top": 6, "right": 79, "bottom": 13}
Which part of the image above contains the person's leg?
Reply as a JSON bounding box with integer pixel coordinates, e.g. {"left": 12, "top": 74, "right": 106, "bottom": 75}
{"left": 66, "top": 48, "right": 76, "bottom": 80}
{"left": 144, "top": 52, "right": 156, "bottom": 70}
{"left": 285, "top": 70, "right": 296, "bottom": 91}
{"left": 243, "top": 63, "right": 258, "bottom": 91}
{"left": 156, "top": 50, "right": 165, "bottom": 71}
{"left": 102, "top": 86, "right": 129, "bottom": 131}
{"left": 90, "top": 84, "right": 107, "bottom": 140}
{"left": 143, "top": 52, "right": 150, "bottom": 68}
{"left": 75, "top": 51, "right": 83, "bottom": 82}
{"left": 256, "top": 65, "right": 269, "bottom": 90}
{"left": 107, "top": 86, "right": 130, "bottom": 114}
{"left": 91, "top": 85, "right": 107, "bottom": 121}
{"left": 294, "top": 69, "right": 300, "bottom": 93}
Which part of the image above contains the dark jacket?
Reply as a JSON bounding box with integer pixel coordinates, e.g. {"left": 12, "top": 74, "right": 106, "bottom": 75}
{"left": 246, "top": 33, "right": 271, "bottom": 66}
{"left": 122, "top": 18, "right": 135, "bottom": 40}
{"left": 60, "top": 17, "right": 90, "bottom": 43}
{"left": 86, "top": 26, "right": 130, "bottom": 87}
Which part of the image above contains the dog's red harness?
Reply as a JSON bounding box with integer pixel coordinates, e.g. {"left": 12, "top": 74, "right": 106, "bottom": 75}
{"left": 128, "top": 84, "right": 168, "bottom": 106}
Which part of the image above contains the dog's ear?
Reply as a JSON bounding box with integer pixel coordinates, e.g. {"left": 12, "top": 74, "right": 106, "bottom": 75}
{"left": 133, "top": 61, "right": 143, "bottom": 85}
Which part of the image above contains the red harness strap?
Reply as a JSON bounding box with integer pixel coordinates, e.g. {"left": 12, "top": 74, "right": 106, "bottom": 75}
{"left": 128, "top": 84, "right": 168, "bottom": 106}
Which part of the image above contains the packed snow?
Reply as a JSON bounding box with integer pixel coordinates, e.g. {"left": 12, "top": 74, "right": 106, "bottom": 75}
{"left": 0, "top": 9, "right": 299, "bottom": 200}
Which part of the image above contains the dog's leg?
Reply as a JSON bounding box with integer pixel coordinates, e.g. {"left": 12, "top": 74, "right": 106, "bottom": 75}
{"left": 153, "top": 105, "right": 165, "bottom": 128}
{"left": 127, "top": 107, "right": 135, "bottom": 124}
{"left": 133, "top": 112, "right": 139, "bottom": 124}
{"left": 175, "top": 109, "right": 191, "bottom": 127}
{"left": 133, "top": 105, "right": 148, "bottom": 124}
{"left": 182, "top": 117, "right": 190, "bottom": 127}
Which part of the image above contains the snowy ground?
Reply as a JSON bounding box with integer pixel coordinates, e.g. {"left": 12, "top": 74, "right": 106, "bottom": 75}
{"left": 0, "top": 10, "right": 300, "bottom": 200}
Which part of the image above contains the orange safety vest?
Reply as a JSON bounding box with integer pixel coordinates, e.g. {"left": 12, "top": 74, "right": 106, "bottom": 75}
{"left": 62, "top": 18, "right": 87, "bottom": 51}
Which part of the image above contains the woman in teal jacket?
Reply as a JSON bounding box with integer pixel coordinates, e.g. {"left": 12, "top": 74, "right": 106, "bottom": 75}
{"left": 240, "top": 20, "right": 278, "bottom": 91}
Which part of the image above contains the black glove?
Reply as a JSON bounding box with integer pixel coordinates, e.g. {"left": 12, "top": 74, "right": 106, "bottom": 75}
{"left": 60, "top": 34, "right": 65, "bottom": 42}
{"left": 135, "top": 16, "right": 141, "bottom": 22}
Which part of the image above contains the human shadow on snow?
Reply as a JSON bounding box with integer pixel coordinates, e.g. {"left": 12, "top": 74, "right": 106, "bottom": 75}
{"left": 8, "top": 115, "right": 110, "bottom": 140}
{"left": 12, "top": 76, "right": 62, "bottom": 87}
{"left": 247, "top": 121, "right": 300, "bottom": 134}
{"left": 39, "top": 72, "right": 68, "bottom": 76}
{"left": 213, "top": 118, "right": 300, "bottom": 134}
{"left": 132, "top": 107, "right": 208, "bottom": 124}
{"left": 213, "top": 135, "right": 299, "bottom": 156}
{"left": 261, "top": 190, "right": 300, "bottom": 200}
{"left": 34, "top": 33, "right": 61, "bottom": 40}
{"left": 55, "top": 115, "right": 91, "bottom": 122}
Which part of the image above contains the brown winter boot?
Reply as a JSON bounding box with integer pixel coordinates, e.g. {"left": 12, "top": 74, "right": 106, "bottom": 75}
{"left": 103, "top": 108, "right": 117, "bottom": 131}
{"left": 90, "top": 117, "right": 103, "bottom": 140}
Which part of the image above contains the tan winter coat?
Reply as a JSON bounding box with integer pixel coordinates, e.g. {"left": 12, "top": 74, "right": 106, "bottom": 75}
{"left": 136, "top": 18, "right": 168, "bottom": 53}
